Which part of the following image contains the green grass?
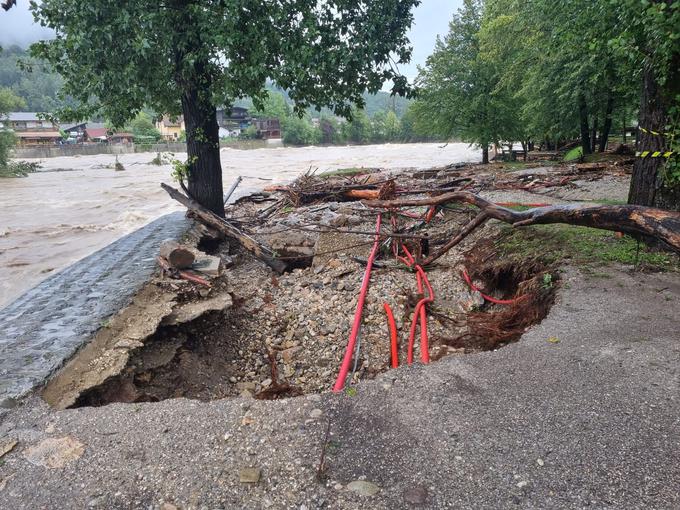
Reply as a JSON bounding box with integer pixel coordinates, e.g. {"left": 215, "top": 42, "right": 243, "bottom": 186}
{"left": 318, "top": 167, "right": 372, "bottom": 179}
{"left": 495, "top": 224, "right": 679, "bottom": 272}
{"left": 563, "top": 146, "right": 582, "bottom": 162}
{"left": 594, "top": 198, "right": 628, "bottom": 206}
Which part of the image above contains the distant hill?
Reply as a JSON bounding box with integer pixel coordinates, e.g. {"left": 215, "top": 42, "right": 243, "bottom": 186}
{"left": 235, "top": 83, "right": 412, "bottom": 119}
{"left": 1, "top": 47, "right": 411, "bottom": 119}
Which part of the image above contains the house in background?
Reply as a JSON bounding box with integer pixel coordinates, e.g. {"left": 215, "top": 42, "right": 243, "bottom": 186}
{"left": 1, "top": 112, "right": 61, "bottom": 146}
{"left": 84, "top": 124, "right": 133, "bottom": 144}
{"left": 253, "top": 118, "right": 281, "bottom": 139}
{"left": 156, "top": 115, "right": 185, "bottom": 140}
{"left": 216, "top": 106, "right": 251, "bottom": 136}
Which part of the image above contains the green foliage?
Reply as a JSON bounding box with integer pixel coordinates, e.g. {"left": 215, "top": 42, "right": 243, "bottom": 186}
{"left": 412, "top": 0, "right": 678, "bottom": 171}
{"left": 342, "top": 109, "right": 372, "bottom": 144}
{"left": 0, "top": 87, "right": 26, "bottom": 169}
{"left": 252, "top": 91, "right": 292, "bottom": 119}
{"left": 318, "top": 167, "right": 371, "bottom": 178}
{"left": 281, "top": 115, "right": 320, "bottom": 146}
{"left": 0, "top": 46, "right": 69, "bottom": 112}
{"left": 239, "top": 125, "right": 259, "bottom": 140}
{"left": 169, "top": 156, "right": 194, "bottom": 184}
{"left": 128, "top": 112, "right": 161, "bottom": 141}
{"left": 564, "top": 147, "right": 583, "bottom": 162}
{"left": 30, "top": 1, "right": 420, "bottom": 126}
{"left": 496, "top": 224, "right": 679, "bottom": 272}
{"left": 412, "top": 0, "right": 518, "bottom": 158}
{"left": 0, "top": 161, "right": 40, "bottom": 178}
{"left": 318, "top": 115, "right": 344, "bottom": 145}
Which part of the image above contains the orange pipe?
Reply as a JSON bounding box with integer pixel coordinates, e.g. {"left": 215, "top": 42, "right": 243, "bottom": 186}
{"left": 333, "top": 213, "right": 382, "bottom": 393}
{"left": 383, "top": 302, "right": 399, "bottom": 368}
{"left": 400, "top": 245, "right": 433, "bottom": 364}
{"left": 461, "top": 268, "right": 525, "bottom": 305}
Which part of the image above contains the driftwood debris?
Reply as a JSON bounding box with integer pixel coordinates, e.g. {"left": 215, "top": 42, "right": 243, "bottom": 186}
{"left": 161, "top": 183, "right": 287, "bottom": 273}
{"left": 157, "top": 256, "right": 211, "bottom": 287}
{"left": 364, "top": 191, "right": 680, "bottom": 264}
{"left": 159, "top": 239, "right": 195, "bottom": 269}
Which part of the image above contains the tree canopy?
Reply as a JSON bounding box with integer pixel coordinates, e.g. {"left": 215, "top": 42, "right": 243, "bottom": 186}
{"left": 30, "top": 0, "right": 421, "bottom": 214}
{"left": 411, "top": 0, "right": 679, "bottom": 209}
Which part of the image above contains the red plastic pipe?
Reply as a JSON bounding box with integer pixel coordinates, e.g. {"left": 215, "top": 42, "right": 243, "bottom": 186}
{"left": 400, "top": 245, "right": 433, "bottom": 364}
{"left": 333, "top": 213, "right": 382, "bottom": 393}
{"left": 383, "top": 302, "right": 399, "bottom": 368}
{"left": 415, "top": 271, "right": 429, "bottom": 363}
{"left": 461, "top": 268, "right": 525, "bottom": 305}
{"left": 407, "top": 265, "right": 434, "bottom": 364}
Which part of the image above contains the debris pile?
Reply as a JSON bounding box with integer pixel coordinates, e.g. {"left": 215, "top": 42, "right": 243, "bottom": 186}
{"left": 44, "top": 155, "right": 680, "bottom": 407}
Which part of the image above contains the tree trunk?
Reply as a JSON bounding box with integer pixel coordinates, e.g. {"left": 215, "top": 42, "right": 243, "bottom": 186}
{"left": 181, "top": 84, "right": 225, "bottom": 217}
{"left": 622, "top": 113, "right": 627, "bottom": 144}
{"left": 628, "top": 61, "right": 667, "bottom": 206}
{"left": 161, "top": 184, "right": 287, "bottom": 273}
{"left": 599, "top": 96, "right": 613, "bottom": 152}
{"left": 590, "top": 116, "right": 598, "bottom": 154}
{"left": 578, "top": 94, "right": 591, "bottom": 155}
{"left": 482, "top": 145, "right": 489, "bottom": 164}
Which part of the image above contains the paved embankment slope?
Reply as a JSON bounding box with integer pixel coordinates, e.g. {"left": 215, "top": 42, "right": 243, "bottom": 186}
{"left": 0, "top": 212, "right": 188, "bottom": 406}
{"left": 0, "top": 266, "right": 677, "bottom": 509}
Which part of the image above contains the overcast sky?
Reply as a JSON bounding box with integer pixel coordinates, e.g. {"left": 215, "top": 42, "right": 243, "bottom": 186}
{"left": 0, "top": 1, "right": 460, "bottom": 81}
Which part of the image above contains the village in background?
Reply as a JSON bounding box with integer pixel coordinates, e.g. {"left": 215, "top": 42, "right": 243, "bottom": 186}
{"left": 0, "top": 45, "right": 427, "bottom": 156}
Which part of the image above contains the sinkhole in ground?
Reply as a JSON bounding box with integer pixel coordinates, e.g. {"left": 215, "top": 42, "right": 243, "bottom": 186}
{"left": 65, "top": 253, "right": 557, "bottom": 409}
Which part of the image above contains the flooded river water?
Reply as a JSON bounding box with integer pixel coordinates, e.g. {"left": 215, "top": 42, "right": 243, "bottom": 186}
{"left": 0, "top": 142, "right": 479, "bottom": 308}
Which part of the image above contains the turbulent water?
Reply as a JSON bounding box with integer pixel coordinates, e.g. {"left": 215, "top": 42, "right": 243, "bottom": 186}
{"left": 0, "top": 143, "right": 480, "bottom": 308}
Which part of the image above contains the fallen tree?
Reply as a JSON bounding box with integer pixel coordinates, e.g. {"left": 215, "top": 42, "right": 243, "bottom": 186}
{"left": 364, "top": 191, "right": 680, "bottom": 265}
{"left": 161, "top": 183, "right": 287, "bottom": 273}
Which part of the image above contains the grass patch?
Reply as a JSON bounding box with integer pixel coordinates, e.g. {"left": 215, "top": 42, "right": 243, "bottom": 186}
{"left": 495, "top": 224, "right": 679, "bottom": 272}
{"left": 594, "top": 198, "right": 628, "bottom": 206}
{"left": 563, "top": 146, "right": 582, "bottom": 162}
{"left": 318, "top": 167, "right": 373, "bottom": 179}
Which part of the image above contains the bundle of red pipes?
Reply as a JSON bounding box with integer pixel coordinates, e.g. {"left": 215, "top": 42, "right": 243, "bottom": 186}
{"left": 333, "top": 209, "right": 436, "bottom": 392}
{"left": 333, "top": 202, "right": 536, "bottom": 392}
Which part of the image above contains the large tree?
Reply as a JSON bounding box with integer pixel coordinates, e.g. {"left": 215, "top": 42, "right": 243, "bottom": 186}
{"left": 30, "top": 1, "right": 419, "bottom": 215}
{"left": 619, "top": 0, "right": 680, "bottom": 209}
{"left": 412, "top": 0, "right": 518, "bottom": 163}
{"left": 0, "top": 87, "right": 25, "bottom": 169}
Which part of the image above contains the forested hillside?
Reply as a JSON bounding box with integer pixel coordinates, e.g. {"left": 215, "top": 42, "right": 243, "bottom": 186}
{"left": 0, "top": 45, "right": 66, "bottom": 111}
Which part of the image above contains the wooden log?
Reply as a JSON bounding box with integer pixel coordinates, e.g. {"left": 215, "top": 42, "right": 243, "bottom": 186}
{"left": 159, "top": 239, "right": 195, "bottom": 269}
{"left": 364, "top": 191, "right": 680, "bottom": 261}
{"left": 161, "top": 183, "right": 287, "bottom": 273}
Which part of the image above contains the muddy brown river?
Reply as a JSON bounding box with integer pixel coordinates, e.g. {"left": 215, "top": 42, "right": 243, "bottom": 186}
{"left": 0, "top": 142, "right": 480, "bottom": 308}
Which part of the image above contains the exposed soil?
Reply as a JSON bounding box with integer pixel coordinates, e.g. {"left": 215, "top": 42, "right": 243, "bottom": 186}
{"left": 44, "top": 158, "right": 631, "bottom": 409}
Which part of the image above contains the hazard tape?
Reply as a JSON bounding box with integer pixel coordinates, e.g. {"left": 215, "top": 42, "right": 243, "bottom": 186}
{"left": 639, "top": 127, "right": 669, "bottom": 137}
{"left": 635, "top": 150, "right": 676, "bottom": 158}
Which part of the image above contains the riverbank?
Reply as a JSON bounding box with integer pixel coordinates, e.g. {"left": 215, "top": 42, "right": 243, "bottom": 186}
{"left": 0, "top": 143, "right": 480, "bottom": 309}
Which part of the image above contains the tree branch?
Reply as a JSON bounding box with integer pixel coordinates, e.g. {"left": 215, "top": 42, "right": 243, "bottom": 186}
{"left": 364, "top": 192, "right": 680, "bottom": 260}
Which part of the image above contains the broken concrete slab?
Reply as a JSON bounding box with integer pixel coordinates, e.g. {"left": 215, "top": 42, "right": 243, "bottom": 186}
{"left": 161, "top": 293, "right": 233, "bottom": 326}
{"left": 191, "top": 254, "right": 222, "bottom": 277}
